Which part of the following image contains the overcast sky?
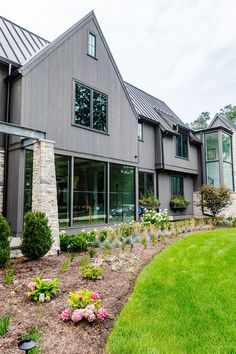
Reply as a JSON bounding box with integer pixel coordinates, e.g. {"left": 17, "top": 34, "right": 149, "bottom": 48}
{"left": 2, "top": 0, "right": 236, "bottom": 123}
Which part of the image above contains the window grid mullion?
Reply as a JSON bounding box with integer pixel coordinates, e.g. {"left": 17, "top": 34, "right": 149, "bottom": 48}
{"left": 90, "top": 89, "right": 93, "bottom": 129}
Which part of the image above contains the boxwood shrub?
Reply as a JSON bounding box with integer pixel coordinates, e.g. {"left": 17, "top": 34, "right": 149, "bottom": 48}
{"left": 0, "top": 214, "right": 11, "bottom": 268}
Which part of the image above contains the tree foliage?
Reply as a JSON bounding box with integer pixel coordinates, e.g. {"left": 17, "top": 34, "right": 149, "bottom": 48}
{"left": 199, "top": 185, "right": 231, "bottom": 217}
{"left": 190, "top": 112, "right": 211, "bottom": 130}
{"left": 219, "top": 104, "right": 236, "bottom": 123}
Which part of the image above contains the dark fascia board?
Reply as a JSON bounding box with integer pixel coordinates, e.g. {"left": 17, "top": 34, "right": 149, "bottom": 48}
{"left": 18, "top": 11, "right": 139, "bottom": 121}
{"left": 195, "top": 125, "right": 233, "bottom": 135}
{"left": 0, "top": 56, "right": 21, "bottom": 68}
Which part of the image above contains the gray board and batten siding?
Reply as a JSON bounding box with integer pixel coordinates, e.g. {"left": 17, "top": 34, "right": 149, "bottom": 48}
{"left": 12, "top": 13, "right": 138, "bottom": 165}
{"left": 7, "top": 12, "right": 140, "bottom": 234}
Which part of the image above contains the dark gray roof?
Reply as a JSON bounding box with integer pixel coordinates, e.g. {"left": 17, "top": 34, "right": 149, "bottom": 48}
{"left": 215, "top": 114, "right": 236, "bottom": 130}
{"left": 125, "top": 82, "right": 189, "bottom": 131}
{"left": 0, "top": 16, "right": 49, "bottom": 65}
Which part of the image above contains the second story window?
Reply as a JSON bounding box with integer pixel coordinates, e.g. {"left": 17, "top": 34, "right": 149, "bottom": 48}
{"left": 176, "top": 134, "right": 188, "bottom": 159}
{"left": 138, "top": 122, "right": 143, "bottom": 141}
{"left": 74, "top": 82, "right": 107, "bottom": 132}
{"left": 88, "top": 32, "right": 96, "bottom": 57}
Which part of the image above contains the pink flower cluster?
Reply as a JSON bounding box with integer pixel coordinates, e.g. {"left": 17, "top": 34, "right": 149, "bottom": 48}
{"left": 61, "top": 291, "right": 108, "bottom": 324}
{"left": 97, "top": 307, "right": 108, "bottom": 319}
{"left": 90, "top": 293, "right": 100, "bottom": 301}
{"left": 27, "top": 282, "right": 36, "bottom": 291}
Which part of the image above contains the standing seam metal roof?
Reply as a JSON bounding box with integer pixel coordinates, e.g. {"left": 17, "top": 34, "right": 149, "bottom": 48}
{"left": 0, "top": 16, "right": 49, "bottom": 65}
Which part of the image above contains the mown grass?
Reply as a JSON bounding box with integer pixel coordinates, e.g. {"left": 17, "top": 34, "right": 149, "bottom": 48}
{"left": 106, "top": 229, "right": 236, "bottom": 354}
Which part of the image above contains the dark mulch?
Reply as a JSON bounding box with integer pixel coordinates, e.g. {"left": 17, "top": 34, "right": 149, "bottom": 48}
{"left": 0, "top": 233, "right": 196, "bottom": 354}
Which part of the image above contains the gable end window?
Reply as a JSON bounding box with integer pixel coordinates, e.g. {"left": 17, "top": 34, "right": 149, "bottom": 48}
{"left": 88, "top": 32, "right": 96, "bottom": 57}
{"left": 74, "top": 82, "right": 107, "bottom": 132}
{"left": 176, "top": 134, "right": 188, "bottom": 159}
{"left": 138, "top": 122, "right": 143, "bottom": 141}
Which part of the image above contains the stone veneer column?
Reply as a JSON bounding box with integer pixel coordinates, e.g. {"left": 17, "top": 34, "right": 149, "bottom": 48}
{"left": 32, "top": 140, "right": 59, "bottom": 254}
{"left": 0, "top": 149, "right": 4, "bottom": 214}
{"left": 192, "top": 191, "right": 203, "bottom": 217}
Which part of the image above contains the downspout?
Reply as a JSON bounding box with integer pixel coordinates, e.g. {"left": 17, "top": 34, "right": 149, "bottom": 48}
{"left": 3, "top": 63, "right": 12, "bottom": 216}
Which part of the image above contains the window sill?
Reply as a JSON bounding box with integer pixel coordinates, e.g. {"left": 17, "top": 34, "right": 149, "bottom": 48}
{"left": 87, "top": 53, "right": 98, "bottom": 60}
{"left": 175, "top": 155, "right": 189, "bottom": 161}
{"left": 72, "top": 123, "right": 109, "bottom": 136}
{"left": 138, "top": 139, "right": 144, "bottom": 142}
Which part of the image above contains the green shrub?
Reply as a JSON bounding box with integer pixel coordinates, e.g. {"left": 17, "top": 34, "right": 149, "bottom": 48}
{"left": 79, "top": 258, "right": 103, "bottom": 280}
{"left": 199, "top": 185, "right": 231, "bottom": 218}
{"left": 3, "top": 268, "right": 14, "bottom": 284}
{"left": 170, "top": 196, "right": 190, "bottom": 208}
{"left": 21, "top": 211, "right": 53, "bottom": 259}
{"left": 60, "top": 231, "right": 95, "bottom": 252}
{"left": 0, "top": 214, "right": 11, "bottom": 268}
{"left": 27, "top": 277, "right": 59, "bottom": 302}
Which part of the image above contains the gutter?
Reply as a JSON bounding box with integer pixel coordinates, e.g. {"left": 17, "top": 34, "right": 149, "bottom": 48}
{"left": 3, "top": 63, "right": 12, "bottom": 216}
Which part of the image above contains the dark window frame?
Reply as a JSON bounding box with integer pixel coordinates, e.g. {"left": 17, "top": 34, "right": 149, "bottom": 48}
{"left": 88, "top": 32, "right": 96, "bottom": 58}
{"left": 170, "top": 175, "right": 184, "bottom": 198}
{"left": 175, "top": 134, "right": 189, "bottom": 159}
{"left": 73, "top": 80, "right": 108, "bottom": 133}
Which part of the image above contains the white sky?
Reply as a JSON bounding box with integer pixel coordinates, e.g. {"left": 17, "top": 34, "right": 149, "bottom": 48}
{"left": 2, "top": 0, "right": 236, "bottom": 123}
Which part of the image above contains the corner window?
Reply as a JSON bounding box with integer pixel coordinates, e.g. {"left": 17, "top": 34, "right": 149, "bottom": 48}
{"left": 176, "top": 134, "right": 188, "bottom": 158}
{"left": 138, "top": 122, "right": 143, "bottom": 141}
{"left": 88, "top": 32, "right": 96, "bottom": 57}
{"left": 74, "top": 82, "right": 107, "bottom": 132}
{"left": 205, "top": 132, "right": 220, "bottom": 186}
{"left": 171, "top": 176, "right": 183, "bottom": 198}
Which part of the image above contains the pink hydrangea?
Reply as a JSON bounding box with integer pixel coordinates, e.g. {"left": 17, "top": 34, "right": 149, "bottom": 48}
{"left": 90, "top": 293, "right": 100, "bottom": 301}
{"left": 83, "top": 307, "right": 96, "bottom": 322}
{"left": 61, "top": 309, "right": 71, "bottom": 321}
{"left": 97, "top": 307, "right": 108, "bottom": 319}
{"left": 71, "top": 309, "right": 84, "bottom": 323}
{"left": 27, "top": 282, "right": 36, "bottom": 291}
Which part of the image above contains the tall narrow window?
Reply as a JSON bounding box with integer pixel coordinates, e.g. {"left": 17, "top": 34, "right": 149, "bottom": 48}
{"left": 24, "top": 150, "right": 33, "bottom": 212}
{"left": 205, "top": 132, "right": 220, "bottom": 186}
{"left": 139, "top": 172, "right": 154, "bottom": 197}
{"left": 88, "top": 32, "right": 96, "bottom": 57}
{"left": 176, "top": 134, "right": 188, "bottom": 158}
{"left": 171, "top": 176, "right": 184, "bottom": 197}
{"left": 222, "top": 132, "right": 233, "bottom": 190}
{"left": 74, "top": 82, "right": 107, "bottom": 132}
{"left": 55, "top": 155, "right": 71, "bottom": 227}
{"left": 138, "top": 122, "right": 143, "bottom": 141}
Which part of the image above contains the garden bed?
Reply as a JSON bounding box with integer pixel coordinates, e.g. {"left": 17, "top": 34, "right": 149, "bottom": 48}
{"left": 0, "top": 230, "right": 199, "bottom": 354}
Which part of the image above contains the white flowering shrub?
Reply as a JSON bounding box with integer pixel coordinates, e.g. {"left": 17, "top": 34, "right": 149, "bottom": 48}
{"left": 141, "top": 209, "right": 173, "bottom": 230}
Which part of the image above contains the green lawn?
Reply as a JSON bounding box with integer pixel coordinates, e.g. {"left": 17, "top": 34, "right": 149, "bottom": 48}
{"left": 106, "top": 229, "right": 236, "bottom": 354}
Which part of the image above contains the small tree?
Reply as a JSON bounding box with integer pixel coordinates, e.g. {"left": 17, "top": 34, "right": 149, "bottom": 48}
{"left": 21, "top": 211, "right": 53, "bottom": 259}
{"left": 0, "top": 214, "right": 11, "bottom": 268}
{"left": 199, "top": 185, "right": 231, "bottom": 218}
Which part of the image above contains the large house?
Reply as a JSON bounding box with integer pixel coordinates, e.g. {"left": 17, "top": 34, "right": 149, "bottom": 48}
{"left": 0, "top": 12, "right": 235, "bottom": 244}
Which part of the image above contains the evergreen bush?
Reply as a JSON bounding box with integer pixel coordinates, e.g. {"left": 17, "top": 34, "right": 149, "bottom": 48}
{"left": 21, "top": 211, "right": 53, "bottom": 259}
{"left": 0, "top": 214, "right": 11, "bottom": 268}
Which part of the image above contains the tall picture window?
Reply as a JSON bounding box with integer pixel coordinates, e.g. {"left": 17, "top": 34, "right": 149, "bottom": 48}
{"left": 24, "top": 150, "right": 33, "bottom": 212}
{"left": 74, "top": 82, "right": 107, "bottom": 132}
{"left": 205, "top": 132, "right": 220, "bottom": 186}
{"left": 55, "top": 155, "right": 71, "bottom": 227}
{"left": 138, "top": 122, "right": 143, "bottom": 141}
{"left": 110, "top": 164, "right": 135, "bottom": 222}
{"left": 139, "top": 172, "right": 154, "bottom": 197}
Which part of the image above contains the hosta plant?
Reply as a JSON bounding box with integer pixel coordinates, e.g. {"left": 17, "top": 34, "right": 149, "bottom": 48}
{"left": 27, "top": 277, "right": 59, "bottom": 302}
{"left": 61, "top": 289, "right": 108, "bottom": 324}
